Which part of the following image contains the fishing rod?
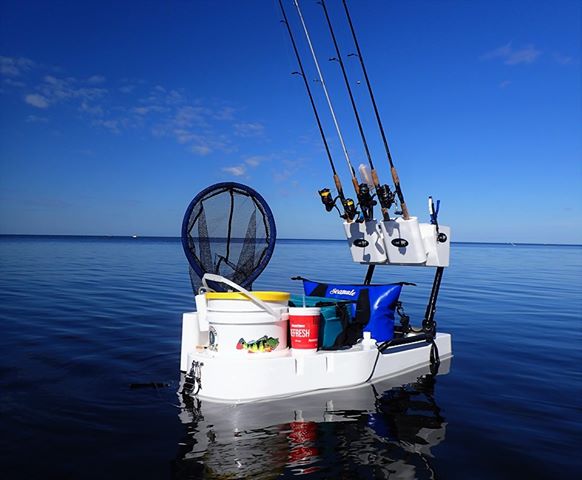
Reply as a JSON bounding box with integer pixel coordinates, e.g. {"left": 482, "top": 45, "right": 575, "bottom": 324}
{"left": 342, "top": 0, "right": 410, "bottom": 220}
{"left": 277, "top": 0, "right": 356, "bottom": 221}
{"left": 319, "top": 0, "right": 395, "bottom": 222}
{"left": 292, "top": 0, "right": 363, "bottom": 208}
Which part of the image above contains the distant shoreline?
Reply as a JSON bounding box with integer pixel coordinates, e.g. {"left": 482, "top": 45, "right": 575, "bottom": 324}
{"left": 0, "top": 234, "right": 580, "bottom": 248}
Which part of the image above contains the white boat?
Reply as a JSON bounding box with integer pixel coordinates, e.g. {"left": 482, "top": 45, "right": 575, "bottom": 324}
{"left": 180, "top": 324, "right": 451, "bottom": 403}
{"left": 179, "top": 213, "right": 453, "bottom": 404}
{"left": 178, "top": 1, "right": 453, "bottom": 404}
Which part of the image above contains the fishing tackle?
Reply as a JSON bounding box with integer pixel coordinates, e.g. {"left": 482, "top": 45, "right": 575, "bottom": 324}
{"left": 277, "top": 0, "right": 356, "bottom": 221}
{"left": 342, "top": 197, "right": 358, "bottom": 221}
{"left": 292, "top": 0, "right": 361, "bottom": 204}
{"left": 320, "top": 0, "right": 390, "bottom": 222}
{"left": 356, "top": 183, "right": 376, "bottom": 221}
{"left": 376, "top": 184, "right": 396, "bottom": 211}
{"left": 343, "top": 0, "right": 411, "bottom": 220}
{"left": 319, "top": 188, "right": 335, "bottom": 212}
{"left": 319, "top": 187, "right": 357, "bottom": 221}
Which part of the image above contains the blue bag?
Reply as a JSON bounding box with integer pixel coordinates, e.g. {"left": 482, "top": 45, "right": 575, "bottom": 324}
{"left": 300, "top": 279, "right": 404, "bottom": 342}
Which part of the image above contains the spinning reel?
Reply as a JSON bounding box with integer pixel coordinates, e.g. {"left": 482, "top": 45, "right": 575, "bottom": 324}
{"left": 319, "top": 188, "right": 357, "bottom": 221}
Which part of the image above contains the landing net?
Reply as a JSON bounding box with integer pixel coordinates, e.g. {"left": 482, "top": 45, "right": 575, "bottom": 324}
{"left": 181, "top": 182, "right": 276, "bottom": 293}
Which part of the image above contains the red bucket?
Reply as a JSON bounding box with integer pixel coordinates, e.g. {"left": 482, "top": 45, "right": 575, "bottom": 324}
{"left": 289, "top": 307, "right": 320, "bottom": 354}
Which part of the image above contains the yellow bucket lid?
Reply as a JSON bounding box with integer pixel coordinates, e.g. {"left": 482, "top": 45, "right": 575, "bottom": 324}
{"left": 205, "top": 291, "right": 290, "bottom": 302}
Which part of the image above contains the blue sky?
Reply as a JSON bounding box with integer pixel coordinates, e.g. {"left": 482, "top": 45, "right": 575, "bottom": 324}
{"left": 0, "top": 0, "right": 580, "bottom": 243}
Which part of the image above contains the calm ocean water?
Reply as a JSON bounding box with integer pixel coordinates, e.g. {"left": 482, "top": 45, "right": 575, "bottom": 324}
{"left": 0, "top": 235, "right": 580, "bottom": 479}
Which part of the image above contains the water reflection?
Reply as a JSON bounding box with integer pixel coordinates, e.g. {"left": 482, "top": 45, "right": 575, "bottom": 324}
{"left": 174, "top": 359, "right": 451, "bottom": 479}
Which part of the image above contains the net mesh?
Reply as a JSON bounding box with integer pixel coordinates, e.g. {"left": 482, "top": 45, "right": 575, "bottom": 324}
{"left": 182, "top": 183, "right": 275, "bottom": 293}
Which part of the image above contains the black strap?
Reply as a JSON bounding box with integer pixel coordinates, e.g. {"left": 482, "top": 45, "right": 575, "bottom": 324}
{"left": 429, "top": 338, "right": 440, "bottom": 376}
{"left": 310, "top": 283, "right": 328, "bottom": 297}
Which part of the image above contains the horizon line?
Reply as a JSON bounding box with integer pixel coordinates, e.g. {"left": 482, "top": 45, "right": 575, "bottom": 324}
{"left": 0, "top": 233, "right": 580, "bottom": 247}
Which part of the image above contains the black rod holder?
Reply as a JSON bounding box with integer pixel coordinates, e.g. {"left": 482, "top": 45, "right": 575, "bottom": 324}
{"left": 363, "top": 264, "right": 376, "bottom": 285}
{"left": 422, "top": 266, "right": 444, "bottom": 333}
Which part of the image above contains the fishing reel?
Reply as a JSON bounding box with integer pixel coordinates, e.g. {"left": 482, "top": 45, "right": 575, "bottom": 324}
{"left": 376, "top": 184, "right": 396, "bottom": 211}
{"left": 342, "top": 197, "right": 358, "bottom": 221}
{"left": 318, "top": 188, "right": 336, "bottom": 212}
{"left": 318, "top": 188, "right": 358, "bottom": 221}
{"left": 357, "top": 183, "right": 376, "bottom": 222}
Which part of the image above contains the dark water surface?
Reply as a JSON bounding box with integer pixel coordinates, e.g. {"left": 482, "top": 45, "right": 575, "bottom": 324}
{"left": 1, "top": 236, "right": 580, "bottom": 479}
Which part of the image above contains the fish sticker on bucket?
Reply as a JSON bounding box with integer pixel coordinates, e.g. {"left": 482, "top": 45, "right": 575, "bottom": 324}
{"left": 209, "top": 326, "right": 218, "bottom": 352}
{"left": 236, "top": 336, "right": 280, "bottom": 353}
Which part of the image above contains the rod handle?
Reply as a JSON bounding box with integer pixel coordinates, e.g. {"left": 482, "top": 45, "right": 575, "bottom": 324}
{"left": 333, "top": 174, "right": 344, "bottom": 198}
{"left": 391, "top": 166, "right": 410, "bottom": 219}
{"left": 400, "top": 202, "right": 410, "bottom": 220}
{"left": 351, "top": 175, "right": 360, "bottom": 195}
{"left": 371, "top": 168, "right": 380, "bottom": 188}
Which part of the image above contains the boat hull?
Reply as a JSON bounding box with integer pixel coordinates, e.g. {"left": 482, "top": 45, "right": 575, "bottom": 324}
{"left": 182, "top": 330, "right": 452, "bottom": 403}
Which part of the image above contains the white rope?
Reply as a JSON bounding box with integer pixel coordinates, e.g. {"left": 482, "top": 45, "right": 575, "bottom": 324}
{"left": 202, "top": 273, "right": 279, "bottom": 319}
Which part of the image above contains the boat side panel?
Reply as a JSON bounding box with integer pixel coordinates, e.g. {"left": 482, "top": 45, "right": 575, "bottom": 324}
{"left": 372, "top": 333, "right": 452, "bottom": 381}
{"left": 189, "top": 348, "right": 378, "bottom": 402}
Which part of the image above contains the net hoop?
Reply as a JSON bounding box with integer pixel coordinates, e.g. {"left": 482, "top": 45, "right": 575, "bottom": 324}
{"left": 181, "top": 182, "right": 276, "bottom": 289}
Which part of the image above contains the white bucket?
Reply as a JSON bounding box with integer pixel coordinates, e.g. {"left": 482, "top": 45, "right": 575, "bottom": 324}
{"left": 202, "top": 274, "right": 290, "bottom": 355}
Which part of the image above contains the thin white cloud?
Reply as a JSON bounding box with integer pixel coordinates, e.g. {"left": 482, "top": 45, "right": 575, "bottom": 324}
{"left": 173, "top": 129, "right": 197, "bottom": 144}
{"left": 272, "top": 157, "right": 303, "bottom": 182}
{"left": 3, "top": 77, "right": 26, "bottom": 87}
{"left": 133, "top": 106, "right": 150, "bottom": 115}
{"left": 26, "top": 114, "right": 48, "bottom": 123}
{"left": 132, "top": 105, "right": 168, "bottom": 116}
{"left": 0, "top": 56, "right": 35, "bottom": 77}
{"left": 499, "top": 80, "right": 512, "bottom": 89}
{"left": 481, "top": 43, "right": 541, "bottom": 65}
{"left": 3, "top": 56, "right": 270, "bottom": 161}
{"left": 119, "top": 85, "right": 135, "bottom": 94}
{"left": 80, "top": 100, "right": 104, "bottom": 116}
{"left": 222, "top": 165, "right": 246, "bottom": 176}
{"left": 213, "top": 106, "right": 236, "bottom": 121}
{"left": 173, "top": 105, "right": 209, "bottom": 128}
{"left": 245, "top": 155, "right": 264, "bottom": 167}
{"left": 1, "top": 62, "right": 19, "bottom": 77}
{"left": 244, "top": 154, "right": 277, "bottom": 167}
{"left": 148, "top": 93, "right": 239, "bottom": 155}
{"left": 39, "top": 75, "right": 107, "bottom": 104}
{"left": 553, "top": 53, "right": 574, "bottom": 65}
{"left": 234, "top": 122, "right": 265, "bottom": 137}
{"left": 273, "top": 169, "right": 292, "bottom": 182}
{"left": 505, "top": 46, "right": 541, "bottom": 65}
{"left": 87, "top": 75, "right": 106, "bottom": 84}
{"left": 186, "top": 132, "right": 233, "bottom": 156}
{"left": 93, "top": 118, "right": 120, "bottom": 133}
{"left": 192, "top": 145, "right": 212, "bottom": 156}
{"left": 25, "top": 93, "right": 49, "bottom": 108}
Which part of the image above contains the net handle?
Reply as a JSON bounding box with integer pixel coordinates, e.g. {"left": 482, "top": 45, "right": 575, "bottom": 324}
{"left": 202, "top": 273, "right": 279, "bottom": 319}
